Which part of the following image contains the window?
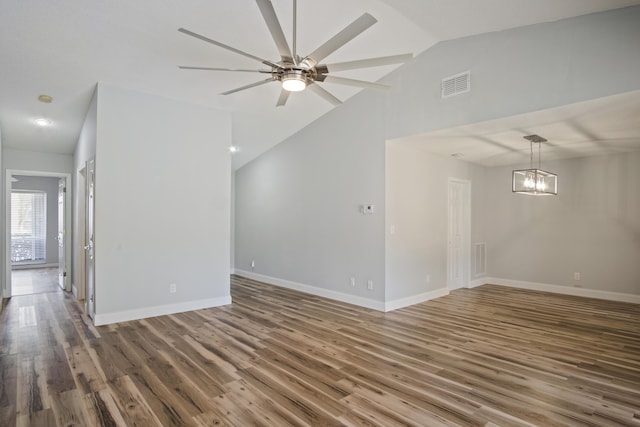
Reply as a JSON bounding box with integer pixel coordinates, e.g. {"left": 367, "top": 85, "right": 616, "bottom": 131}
{"left": 11, "top": 191, "right": 47, "bottom": 264}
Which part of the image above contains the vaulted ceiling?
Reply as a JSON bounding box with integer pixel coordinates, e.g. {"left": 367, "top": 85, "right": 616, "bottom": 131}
{"left": 2, "top": 0, "right": 639, "bottom": 169}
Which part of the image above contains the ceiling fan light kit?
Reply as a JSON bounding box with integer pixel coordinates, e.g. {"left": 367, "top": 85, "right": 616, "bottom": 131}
{"left": 178, "top": 0, "right": 411, "bottom": 106}
{"left": 281, "top": 70, "right": 308, "bottom": 92}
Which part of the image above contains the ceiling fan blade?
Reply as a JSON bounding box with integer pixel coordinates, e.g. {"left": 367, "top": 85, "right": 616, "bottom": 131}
{"left": 179, "top": 66, "right": 272, "bottom": 73}
{"left": 256, "top": 0, "right": 293, "bottom": 63}
{"left": 307, "top": 83, "right": 342, "bottom": 106}
{"left": 276, "top": 89, "right": 290, "bottom": 107}
{"left": 304, "top": 13, "right": 377, "bottom": 66}
{"left": 221, "top": 78, "right": 276, "bottom": 95}
{"left": 325, "top": 53, "right": 413, "bottom": 72}
{"left": 178, "top": 28, "right": 282, "bottom": 69}
{"left": 322, "top": 75, "right": 391, "bottom": 90}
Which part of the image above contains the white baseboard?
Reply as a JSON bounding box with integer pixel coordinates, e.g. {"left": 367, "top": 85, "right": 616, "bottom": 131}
{"left": 384, "top": 287, "right": 449, "bottom": 311}
{"left": 234, "top": 270, "right": 386, "bottom": 311}
{"left": 477, "top": 277, "right": 640, "bottom": 304}
{"left": 234, "top": 270, "right": 451, "bottom": 312}
{"left": 468, "top": 278, "right": 486, "bottom": 288}
{"left": 94, "top": 295, "right": 232, "bottom": 326}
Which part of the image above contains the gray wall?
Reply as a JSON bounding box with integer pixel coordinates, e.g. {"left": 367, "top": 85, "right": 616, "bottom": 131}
{"left": 383, "top": 6, "right": 640, "bottom": 141}
{"left": 234, "top": 6, "right": 640, "bottom": 305}
{"left": 385, "top": 143, "right": 487, "bottom": 301}
{"left": 92, "top": 83, "right": 232, "bottom": 324}
{"left": 73, "top": 88, "right": 97, "bottom": 298}
{"left": 235, "top": 89, "right": 387, "bottom": 304}
{"left": 485, "top": 152, "right": 640, "bottom": 295}
{"left": 3, "top": 148, "right": 73, "bottom": 174}
{"left": 0, "top": 129, "right": 3, "bottom": 296}
{"left": 11, "top": 175, "right": 61, "bottom": 265}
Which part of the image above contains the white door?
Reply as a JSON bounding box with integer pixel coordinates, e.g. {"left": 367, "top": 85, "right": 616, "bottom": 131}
{"left": 85, "top": 160, "right": 96, "bottom": 319}
{"left": 76, "top": 167, "right": 87, "bottom": 300}
{"left": 448, "top": 179, "right": 469, "bottom": 290}
{"left": 58, "top": 178, "right": 66, "bottom": 290}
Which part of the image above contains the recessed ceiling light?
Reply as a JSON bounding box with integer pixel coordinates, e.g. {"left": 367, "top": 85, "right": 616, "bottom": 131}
{"left": 35, "top": 118, "right": 51, "bottom": 126}
{"left": 38, "top": 94, "right": 53, "bottom": 103}
{"left": 229, "top": 145, "right": 239, "bottom": 153}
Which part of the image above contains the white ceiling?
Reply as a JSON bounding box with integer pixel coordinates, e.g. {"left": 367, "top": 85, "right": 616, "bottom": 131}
{"left": 1, "top": 0, "right": 639, "bottom": 169}
{"left": 394, "top": 90, "right": 640, "bottom": 167}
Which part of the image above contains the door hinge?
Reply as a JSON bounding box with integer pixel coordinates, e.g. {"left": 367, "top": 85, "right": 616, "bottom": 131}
{"left": 63, "top": 187, "right": 67, "bottom": 193}
{"left": 63, "top": 271, "right": 67, "bottom": 277}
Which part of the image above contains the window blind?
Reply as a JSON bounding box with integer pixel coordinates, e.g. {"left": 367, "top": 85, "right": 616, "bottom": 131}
{"left": 11, "top": 191, "right": 47, "bottom": 263}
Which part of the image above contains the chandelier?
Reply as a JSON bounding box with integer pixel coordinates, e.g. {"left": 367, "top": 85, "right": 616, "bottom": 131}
{"left": 512, "top": 135, "right": 557, "bottom": 195}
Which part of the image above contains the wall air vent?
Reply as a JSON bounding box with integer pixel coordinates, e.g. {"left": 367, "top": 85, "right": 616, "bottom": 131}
{"left": 441, "top": 71, "right": 471, "bottom": 98}
{"left": 474, "top": 242, "right": 486, "bottom": 276}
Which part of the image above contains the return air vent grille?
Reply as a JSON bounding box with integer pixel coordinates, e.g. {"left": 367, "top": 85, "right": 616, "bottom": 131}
{"left": 474, "top": 242, "right": 486, "bottom": 276}
{"left": 441, "top": 71, "right": 471, "bottom": 98}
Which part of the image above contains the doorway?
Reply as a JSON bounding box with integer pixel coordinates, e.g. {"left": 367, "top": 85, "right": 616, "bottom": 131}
{"left": 11, "top": 268, "right": 60, "bottom": 295}
{"left": 4, "top": 170, "right": 72, "bottom": 297}
{"left": 447, "top": 178, "right": 470, "bottom": 290}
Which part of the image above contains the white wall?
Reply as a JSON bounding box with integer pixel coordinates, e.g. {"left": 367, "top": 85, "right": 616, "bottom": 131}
{"left": 485, "top": 152, "right": 640, "bottom": 296}
{"left": 385, "top": 143, "right": 487, "bottom": 304}
{"left": 93, "top": 83, "right": 232, "bottom": 324}
{"left": 11, "top": 175, "right": 61, "bottom": 265}
{"left": 234, "top": 7, "right": 640, "bottom": 308}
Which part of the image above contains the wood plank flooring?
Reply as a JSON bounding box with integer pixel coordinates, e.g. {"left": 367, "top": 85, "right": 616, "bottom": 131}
{"left": 1, "top": 275, "right": 639, "bottom": 426}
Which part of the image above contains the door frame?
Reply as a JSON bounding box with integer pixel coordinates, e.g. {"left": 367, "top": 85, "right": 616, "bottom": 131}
{"left": 58, "top": 178, "right": 66, "bottom": 290}
{"left": 85, "top": 159, "right": 95, "bottom": 319}
{"left": 75, "top": 166, "right": 87, "bottom": 301}
{"left": 447, "top": 178, "right": 471, "bottom": 291}
{"left": 4, "top": 169, "right": 73, "bottom": 297}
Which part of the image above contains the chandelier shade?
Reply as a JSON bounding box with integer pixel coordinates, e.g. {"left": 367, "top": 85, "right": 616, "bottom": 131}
{"left": 512, "top": 168, "right": 557, "bottom": 195}
{"left": 512, "top": 135, "right": 558, "bottom": 196}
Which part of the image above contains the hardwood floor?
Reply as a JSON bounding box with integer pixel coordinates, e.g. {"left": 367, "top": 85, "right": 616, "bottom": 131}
{"left": 1, "top": 276, "right": 639, "bottom": 426}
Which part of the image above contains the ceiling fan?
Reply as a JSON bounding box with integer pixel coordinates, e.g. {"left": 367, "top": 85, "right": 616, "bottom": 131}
{"left": 178, "top": 0, "right": 412, "bottom": 107}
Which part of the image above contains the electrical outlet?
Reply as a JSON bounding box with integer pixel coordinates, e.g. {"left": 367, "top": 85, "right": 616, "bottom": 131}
{"left": 169, "top": 283, "right": 177, "bottom": 293}
{"left": 367, "top": 280, "right": 373, "bottom": 290}
{"left": 251, "top": 260, "right": 255, "bottom": 269}
{"left": 574, "top": 272, "right": 580, "bottom": 281}
{"left": 426, "top": 274, "right": 431, "bottom": 284}
{"left": 350, "top": 277, "right": 356, "bottom": 287}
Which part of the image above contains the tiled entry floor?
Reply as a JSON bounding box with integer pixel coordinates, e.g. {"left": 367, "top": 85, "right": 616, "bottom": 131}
{"left": 11, "top": 267, "right": 60, "bottom": 296}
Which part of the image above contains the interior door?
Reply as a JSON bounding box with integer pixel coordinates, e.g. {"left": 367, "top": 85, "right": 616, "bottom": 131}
{"left": 85, "top": 159, "right": 96, "bottom": 319}
{"left": 58, "top": 178, "right": 66, "bottom": 290}
{"left": 447, "top": 180, "right": 467, "bottom": 290}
